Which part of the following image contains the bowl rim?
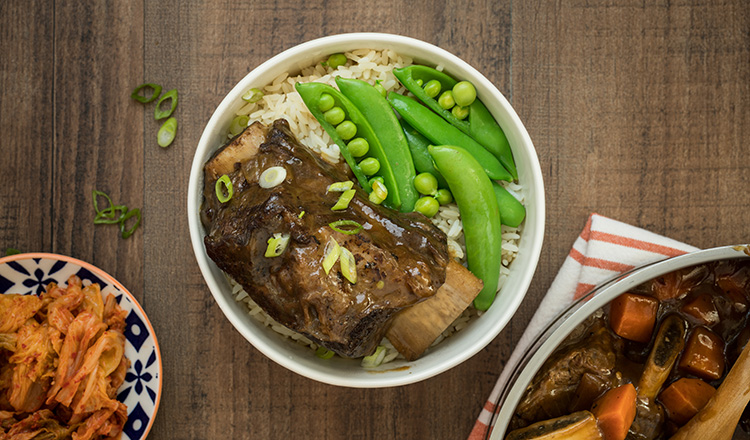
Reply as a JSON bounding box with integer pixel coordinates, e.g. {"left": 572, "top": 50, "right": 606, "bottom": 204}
{"left": 0, "top": 252, "right": 163, "bottom": 440}
{"left": 488, "top": 244, "right": 750, "bottom": 439}
{"left": 187, "top": 32, "right": 545, "bottom": 387}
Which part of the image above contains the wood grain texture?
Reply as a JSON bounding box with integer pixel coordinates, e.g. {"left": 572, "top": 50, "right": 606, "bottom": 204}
{"left": 0, "top": 0, "right": 747, "bottom": 439}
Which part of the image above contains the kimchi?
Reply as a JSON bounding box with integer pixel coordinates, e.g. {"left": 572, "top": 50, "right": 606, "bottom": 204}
{"left": 0, "top": 275, "right": 129, "bottom": 440}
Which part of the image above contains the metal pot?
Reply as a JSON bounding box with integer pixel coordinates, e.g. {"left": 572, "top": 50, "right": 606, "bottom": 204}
{"left": 489, "top": 244, "right": 750, "bottom": 439}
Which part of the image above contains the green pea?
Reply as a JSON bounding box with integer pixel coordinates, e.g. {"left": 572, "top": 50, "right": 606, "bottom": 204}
{"left": 435, "top": 188, "right": 453, "bottom": 205}
{"left": 374, "top": 82, "right": 387, "bottom": 97}
{"left": 347, "top": 137, "right": 369, "bottom": 157}
{"left": 423, "top": 79, "right": 441, "bottom": 98}
{"left": 452, "top": 105, "right": 469, "bottom": 120}
{"left": 368, "top": 176, "right": 385, "bottom": 188}
{"left": 413, "top": 172, "right": 438, "bottom": 196}
{"left": 414, "top": 196, "right": 439, "bottom": 217}
{"left": 359, "top": 157, "right": 380, "bottom": 176}
{"left": 438, "top": 90, "right": 455, "bottom": 110}
{"left": 327, "top": 53, "right": 348, "bottom": 70}
{"left": 336, "top": 120, "right": 357, "bottom": 140}
{"left": 318, "top": 93, "right": 335, "bottom": 112}
{"left": 452, "top": 81, "right": 477, "bottom": 107}
{"left": 324, "top": 106, "right": 345, "bottom": 125}
{"left": 415, "top": 79, "right": 424, "bottom": 87}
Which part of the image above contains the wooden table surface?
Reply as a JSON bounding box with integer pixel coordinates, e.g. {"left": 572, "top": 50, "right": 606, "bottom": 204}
{"left": 2, "top": 1, "right": 748, "bottom": 438}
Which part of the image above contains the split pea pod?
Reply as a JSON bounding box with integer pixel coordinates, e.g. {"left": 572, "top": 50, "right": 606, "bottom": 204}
{"left": 336, "top": 77, "right": 418, "bottom": 212}
{"left": 296, "top": 82, "right": 403, "bottom": 210}
{"left": 388, "top": 92, "right": 512, "bottom": 182}
{"left": 492, "top": 182, "right": 526, "bottom": 228}
{"left": 399, "top": 118, "right": 448, "bottom": 189}
{"left": 393, "top": 65, "right": 517, "bottom": 180}
{"left": 429, "top": 145, "right": 502, "bottom": 310}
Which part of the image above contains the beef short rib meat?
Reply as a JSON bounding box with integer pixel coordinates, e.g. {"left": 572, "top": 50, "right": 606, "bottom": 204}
{"left": 201, "top": 119, "right": 451, "bottom": 358}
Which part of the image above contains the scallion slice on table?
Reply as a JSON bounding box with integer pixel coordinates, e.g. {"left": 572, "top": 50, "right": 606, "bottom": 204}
{"left": 154, "top": 89, "right": 178, "bottom": 119}
{"left": 130, "top": 83, "right": 162, "bottom": 103}
{"left": 157, "top": 117, "right": 178, "bottom": 148}
{"left": 5, "top": 248, "right": 21, "bottom": 256}
{"left": 215, "top": 175, "right": 233, "bottom": 203}
{"left": 119, "top": 208, "right": 142, "bottom": 239}
{"left": 92, "top": 189, "right": 142, "bottom": 239}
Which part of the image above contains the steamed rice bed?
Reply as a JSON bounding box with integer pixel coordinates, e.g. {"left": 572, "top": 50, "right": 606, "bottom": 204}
{"left": 226, "top": 49, "right": 524, "bottom": 367}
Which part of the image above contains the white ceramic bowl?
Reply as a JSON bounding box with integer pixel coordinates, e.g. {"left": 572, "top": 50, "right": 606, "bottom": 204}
{"left": 187, "top": 33, "right": 545, "bottom": 387}
{"left": 489, "top": 245, "right": 750, "bottom": 439}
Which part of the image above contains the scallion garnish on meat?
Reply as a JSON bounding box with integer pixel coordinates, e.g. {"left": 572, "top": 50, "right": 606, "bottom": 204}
{"left": 322, "top": 238, "right": 341, "bottom": 275}
{"left": 339, "top": 247, "right": 357, "bottom": 284}
{"left": 215, "top": 175, "right": 234, "bottom": 203}
{"left": 265, "top": 233, "right": 290, "bottom": 258}
{"left": 327, "top": 181, "right": 354, "bottom": 192}
{"left": 331, "top": 189, "right": 356, "bottom": 211}
{"left": 328, "top": 220, "right": 363, "bottom": 235}
{"left": 258, "top": 166, "right": 287, "bottom": 189}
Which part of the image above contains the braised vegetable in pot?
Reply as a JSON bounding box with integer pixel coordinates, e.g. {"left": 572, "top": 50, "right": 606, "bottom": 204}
{"left": 508, "top": 259, "right": 750, "bottom": 439}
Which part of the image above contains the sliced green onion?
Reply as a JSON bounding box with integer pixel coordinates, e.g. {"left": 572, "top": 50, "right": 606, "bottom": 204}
{"left": 215, "top": 175, "right": 233, "bottom": 203}
{"left": 361, "top": 345, "right": 386, "bottom": 368}
{"left": 119, "top": 208, "right": 142, "bottom": 239}
{"left": 339, "top": 247, "right": 357, "bottom": 284}
{"left": 94, "top": 205, "right": 127, "bottom": 224}
{"left": 322, "top": 237, "right": 341, "bottom": 275}
{"left": 242, "top": 87, "right": 264, "bottom": 103}
{"left": 92, "top": 190, "right": 115, "bottom": 215}
{"left": 298, "top": 211, "right": 305, "bottom": 219}
{"left": 329, "top": 220, "right": 363, "bottom": 235}
{"left": 315, "top": 347, "right": 335, "bottom": 359}
{"left": 157, "top": 117, "right": 178, "bottom": 147}
{"left": 376, "top": 280, "right": 384, "bottom": 289}
{"left": 259, "top": 166, "right": 287, "bottom": 189}
{"left": 331, "top": 189, "right": 356, "bottom": 211}
{"left": 327, "top": 181, "right": 354, "bottom": 192}
{"left": 131, "top": 83, "right": 162, "bottom": 104}
{"left": 5, "top": 248, "right": 21, "bottom": 256}
{"left": 154, "top": 89, "right": 178, "bottom": 120}
{"left": 371, "top": 180, "right": 388, "bottom": 201}
{"left": 265, "top": 233, "right": 290, "bottom": 258}
{"left": 228, "top": 115, "right": 249, "bottom": 138}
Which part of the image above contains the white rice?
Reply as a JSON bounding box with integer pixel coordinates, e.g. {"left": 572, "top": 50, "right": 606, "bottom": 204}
{"left": 226, "top": 49, "right": 525, "bottom": 366}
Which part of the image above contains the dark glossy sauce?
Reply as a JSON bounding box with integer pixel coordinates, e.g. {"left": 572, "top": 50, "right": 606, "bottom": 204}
{"left": 511, "top": 259, "right": 750, "bottom": 439}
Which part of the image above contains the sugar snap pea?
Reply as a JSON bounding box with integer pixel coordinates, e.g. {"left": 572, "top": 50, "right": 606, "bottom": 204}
{"left": 388, "top": 92, "right": 512, "bottom": 182}
{"left": 492, "top": 182, "right": 526, "bottom": 228}
{"left": 399, "top": 119, "right": 449, "bottom": 189}
{"left": 429, "top": 145, "right": 502, "bottom": 310}
{"left": 296, "top": 82, "right": 402, "bottom": 210}
{"left": 336, "top": 77, "right": 418, "bottom": 212}
{"left": 393, "top": 65, "right": 517, "bottom": 179}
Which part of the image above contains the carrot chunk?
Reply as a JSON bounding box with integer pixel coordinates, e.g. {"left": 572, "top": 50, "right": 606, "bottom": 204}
{"left": 681, "top": 293, "right": 719, "bottom": 326}
{"left": 659, "top": 378, "right": 716, "bottom": 426}
{"left": 609, "top": 293, "right": 659, "bottom": 343}
{"left": 591, "top": 383, "right": 637, "bottom": 440}
{"left": 678, "top": 327, "right": 725, "bottom": 380}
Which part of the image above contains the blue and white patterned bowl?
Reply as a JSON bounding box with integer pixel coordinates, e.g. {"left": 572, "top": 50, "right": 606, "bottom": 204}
{"left": 0, "top": 253, "right": 162, "bottom": 440}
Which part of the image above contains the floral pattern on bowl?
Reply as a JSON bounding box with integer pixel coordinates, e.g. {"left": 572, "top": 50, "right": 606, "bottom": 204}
{"left": 0, "top": 253, "right": 162, "bottom": 440}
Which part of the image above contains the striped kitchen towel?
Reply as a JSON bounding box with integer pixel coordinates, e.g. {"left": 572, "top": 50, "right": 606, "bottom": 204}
{"left": 469, "top": 213, "right": 698, "bottom": 440}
